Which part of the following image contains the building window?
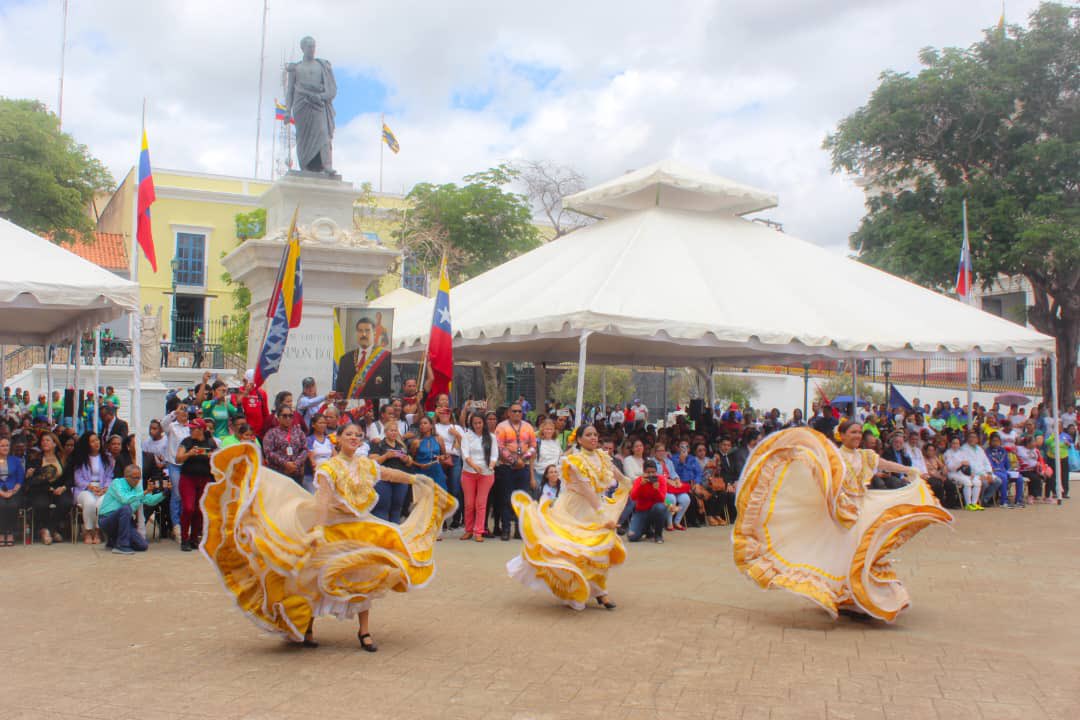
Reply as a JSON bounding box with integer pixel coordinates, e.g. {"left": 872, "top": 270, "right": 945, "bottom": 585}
{"left": 402, "top": 253, "right": 428, "bottom": 295}
{"left": 175, "top": 232, "right": 206, "bottom": 287}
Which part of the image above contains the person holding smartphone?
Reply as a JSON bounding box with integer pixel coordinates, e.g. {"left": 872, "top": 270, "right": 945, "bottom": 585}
{"left": 175, "top": 418, "right": 218, "bottom": 551}
{"left": 369, "top": 423, "right": 413, "bottom": 522}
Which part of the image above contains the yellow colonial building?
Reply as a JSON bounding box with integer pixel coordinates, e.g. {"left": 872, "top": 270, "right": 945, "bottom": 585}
{"left": 96, "top": 169, "right": 413, "bottom": 348}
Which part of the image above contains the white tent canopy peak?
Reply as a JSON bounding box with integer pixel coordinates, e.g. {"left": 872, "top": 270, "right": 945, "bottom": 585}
{"left": 563, "top": 160, "right": 779, "bottom": 218}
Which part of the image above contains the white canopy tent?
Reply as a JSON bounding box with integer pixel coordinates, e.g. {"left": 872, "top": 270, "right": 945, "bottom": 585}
{"left": 0, "top": 217, "right": 140, "bottom": 426}
{"left": 391, "top": 161, "right": 1062, "bottom": 493}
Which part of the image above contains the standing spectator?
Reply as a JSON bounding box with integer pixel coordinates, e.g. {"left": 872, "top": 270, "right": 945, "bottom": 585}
{"left": 71, "top": 432, "right": 114, "bottom": 544}
{"left": 628, "top": 460, "right": 667, "bottom": 543}
{"left": 98, "top": 464, "right": 165, "bottom": 555}
{"left": 303, "top": 413, "right": 335, "bottom": 492}
{"left": 534, "top": 418, "right": 563, "bottom": 500}
{"left": 0, "top": 437, "right": 25, "bottom": 546}
{"left": 460, "top": 413, "right": 498, "bottom": 541}
{"left": 104, "top": 386, "right": 120, "bottom": 410}
{"left": 238, "top": 370, "right": 272, "bottom": 437}
{"left": 295, "top": 377, "right": 326, "bottom": 430}
{"left": 369, "top": 422, "right": 413, "bottom": 523}
{"left": 161, "top": 406, "right": 190, "bottom": 541}
{"left": 202, "top": 381, "right": 241, "bottom": 441}
{"left": 631, "top": 398, "right": 649, "bottom": 426}
{"left": 494, "top": 402, "right": 536, "bottom": 541}
{"left": 367, "top": 403, "right": 406, "bottom": 444}
{"left": 26, "top": 432, "right": 70, "bottom": 544}
{"left": 263, "top": 406, "right": 308, "bottom": 485}
{"left": 433, "top": 405, "right": 464, "bottom": 528}
{"left": 99, "top": 404, "right": 128, "bottom": 442}
{"left": 160, "top": 333, "right": 169, "bottom": 366}
{"left": 175, "top": 419, "right": 217, "bottom": 552}
{"left": 192, "top": 327, "right": 205, "bottom": 368}
{"left": 409, "top": 415, "right": 447, "bottom": 491}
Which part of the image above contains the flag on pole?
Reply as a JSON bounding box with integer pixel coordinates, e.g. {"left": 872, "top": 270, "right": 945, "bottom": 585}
{"left": 254, "top": 209, "right": 303, "bottom": 387}
{"left": 889, "top": 385, "right": 913, "bottom": 412}
{"left": 382, "top": 122, "right": 400, "bottom": 154}
{"left": 274, "top": 100, "right": 294, "bottom": 124}
{"left": 954, "top": 232, "right": 973, "bottom": 299}
{"left": 267, "top": 207, "right": 303, "bottom": 327}
{"left": 332, "top": 307, "right": 345, "bottom": 388}
{"left": 424, "top": 255, "right": 453, "bottom": 410}
{"left": 136, "top": 130, "right": 158, "bottom": 272}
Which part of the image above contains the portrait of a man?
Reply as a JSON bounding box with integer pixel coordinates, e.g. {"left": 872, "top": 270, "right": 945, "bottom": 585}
{"left": 334, "top": 309, "right": 393, "bottom": 400}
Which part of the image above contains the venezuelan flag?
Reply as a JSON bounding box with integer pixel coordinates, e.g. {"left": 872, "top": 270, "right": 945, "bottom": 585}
{"left": 332, "top": 307, "right": 345, "bottom": 388}
{"left": 424, "top": 254, "right": 453, "bottom": 410}
{"left": 136, "top": 130, "right": 158, "bottom": 272}
{"left": 267, "top": 206, "right": 303, "bottom": 328}
{"left": 382, "top": 122, "right": 400, "bottom": 154}
{"left": 275, "top": 100, "right": 295, "bottom": 125}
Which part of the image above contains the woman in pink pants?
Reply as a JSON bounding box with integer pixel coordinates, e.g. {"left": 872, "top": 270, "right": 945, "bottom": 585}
{"left": 460, "top": 413, "right": 498, "bottom": 541}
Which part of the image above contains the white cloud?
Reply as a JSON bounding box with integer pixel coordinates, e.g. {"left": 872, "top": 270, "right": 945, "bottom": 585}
{"left": 0, "top": 0, "right": 1042, "bottom": 250}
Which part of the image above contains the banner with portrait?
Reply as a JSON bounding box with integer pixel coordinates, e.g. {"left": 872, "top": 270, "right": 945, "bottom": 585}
{"left": 333, "top": 307, "right": 393, "bottom": 404}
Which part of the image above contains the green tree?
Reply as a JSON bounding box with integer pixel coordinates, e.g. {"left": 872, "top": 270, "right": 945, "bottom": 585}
{"left": 712, "top": 374, "right": 760, "bottom": 410}
{"left": 397, "top": 164, "right": 542, "bottom": 403}
{"left": 0, "top": 98, "right": 112, "bottom": 244}
{"left": 220, "top": 209, "right": 267, "bottom": 357}
{"left": 824, "top": 2, "right": 1079, "bottom": 408}
{"left": 551, "top": 367, "right": 633, "bottom": 408}
{"left": 397, "top": 163, "right": 541, "bottom": 280}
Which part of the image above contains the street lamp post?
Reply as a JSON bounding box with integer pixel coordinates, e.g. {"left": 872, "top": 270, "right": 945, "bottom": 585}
{"left": 802, "top": 361, "right": 811, "bottom": 420}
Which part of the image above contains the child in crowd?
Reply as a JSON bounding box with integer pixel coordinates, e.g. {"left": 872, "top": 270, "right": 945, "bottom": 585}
{"left": 539, "top": 464, "right": 560, "bottom": 503}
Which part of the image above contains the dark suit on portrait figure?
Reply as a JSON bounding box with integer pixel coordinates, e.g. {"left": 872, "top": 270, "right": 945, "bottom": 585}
{"left": 334, "top": 316, "right": 391, "bottom": 400}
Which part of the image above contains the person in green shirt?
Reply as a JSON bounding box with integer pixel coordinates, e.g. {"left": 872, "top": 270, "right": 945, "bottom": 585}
{"left": 220, "top": 421, "right": 262, "bottom": 456}
{"left": 104, "top": 386, "right": 120, "bottom": 410}
{"left": 98, "top": 464, "right": 165, "bottom": 554}
{"left": 201, "top": 381, "right": 242, "bottom": 440}
{"left": 29, "top": 394, "right": 50, "bottom": 422}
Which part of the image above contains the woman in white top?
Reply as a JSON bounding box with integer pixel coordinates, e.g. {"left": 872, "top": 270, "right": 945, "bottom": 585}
{"left": 621, "top": 438, "right": 647, "bottom": 481}
{"left": 534, "top": 418, "right": 563, "bottom": 499}
{"left": 459, "top": 412, "right": 498, "bottom": 541}
{"left": 434, "top": 406, "right": 465, "bottom": 527}
{"left": 161, "top": 406, "right": 191, "bottom": 540}
{"left": 304, "top": 413, "right": 336, "bottom": 493}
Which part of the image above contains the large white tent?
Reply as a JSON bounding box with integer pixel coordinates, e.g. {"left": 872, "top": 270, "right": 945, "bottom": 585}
{"left": 393, "top": 162, "right": 1054, "bottom": 365}
{"left": 0, "top": 217, "right": 140, "bottom": 345}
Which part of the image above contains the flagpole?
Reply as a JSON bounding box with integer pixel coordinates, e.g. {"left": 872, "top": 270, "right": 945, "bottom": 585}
{"left": 57, "top": 0, "right": 69, "bottom": 129}
{"left": 962, "top": 198, "right": 974, "bottom": 431}
{"left": 379, "top": 113, "right": 385, "bottom": 193}
{"left": 254, "top": 0, "right": 268, "bottom": 178}
{"left": 129, "top": 100, "right": 146, "bottom": 454}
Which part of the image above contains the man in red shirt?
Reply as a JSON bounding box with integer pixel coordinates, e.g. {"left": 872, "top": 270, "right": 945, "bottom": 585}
{"left": 628, "top": 460, "right": 668, "bottom": 543}
{"left": 238, "top": 369, "right": 271, "bottom": 438}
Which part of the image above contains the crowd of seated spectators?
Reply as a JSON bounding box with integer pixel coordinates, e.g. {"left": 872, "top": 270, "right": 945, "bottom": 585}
{"left": 0, "top": 372, "right": 1075, "bottom": 553}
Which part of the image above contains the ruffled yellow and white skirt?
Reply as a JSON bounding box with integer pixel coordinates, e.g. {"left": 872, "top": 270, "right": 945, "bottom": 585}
{"left": 507, "top": 485, "right": 629, "bottom": 610}
{"left": 733, "top": 428, "right": 952, "bottom": 622}
{"left": 200, "top": 444, "right": 457, "bottom": 641}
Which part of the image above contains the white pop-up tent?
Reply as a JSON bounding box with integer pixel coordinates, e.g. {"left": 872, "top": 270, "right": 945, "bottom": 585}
{"left": 393, "top": 161, "right": 1053, "bottom": 365}
{"left": 393, "top": 160, "right": 1065, "bottom": 492}
{"left": 0, "top": 217, "right": 140, "bottom": 345}
{"left": 0, "top": 216, "right": 140, "bottom": 422}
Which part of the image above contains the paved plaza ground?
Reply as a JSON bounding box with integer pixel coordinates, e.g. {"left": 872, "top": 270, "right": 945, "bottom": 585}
{"left": 3, "top": 491, "right": 1078, "bottom": 720}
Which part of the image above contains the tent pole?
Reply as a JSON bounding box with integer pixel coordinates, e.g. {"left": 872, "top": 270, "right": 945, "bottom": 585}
{"left": 966, "top": 352, "right": 974, "bottom": 431}
{"left": 708, "top": 362, "right": 716, "bottom": 416}
{"left": 1050, "top": 352, "right": 1062, "bottom": 504}
{"left": 600, "top": 367, "right": 606, "bottom": 412}
{"left": 73, "top": 336, "right": 81, "bottom": 431}
{"left": 45, "top": 344, "right": 53, "bottom": 427}
{"left": 851, "top": 359, "right": 858, "bottom": 421}
{"left": 93, "top": 326, "right": 101, "bottom": 433}
{"left": 574, "top": 331, "right": 591, "bottom": 426}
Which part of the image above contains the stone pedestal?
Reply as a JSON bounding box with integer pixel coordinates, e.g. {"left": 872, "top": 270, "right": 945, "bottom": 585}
{"left": 223, "top": 175, "right": 399, "bottom": 399}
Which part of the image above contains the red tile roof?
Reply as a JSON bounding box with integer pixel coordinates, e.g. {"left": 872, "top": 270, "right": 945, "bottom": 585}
{"left": 66, "top": 232, "right": 129, "bottom": 272}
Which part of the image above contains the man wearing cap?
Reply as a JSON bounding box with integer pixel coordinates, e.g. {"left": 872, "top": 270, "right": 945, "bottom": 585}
{"left": 238, "top": 370, "right": 272, "bottom": 437}
{"left": 631, "top": 398, "right": 649, "bottom": 427}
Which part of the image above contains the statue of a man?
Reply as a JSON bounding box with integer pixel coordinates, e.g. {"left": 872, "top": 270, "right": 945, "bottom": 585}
{"left": 140, "top": 305, "right": 162, "bottom": 380}
{"left": 286, "top": 36, "right": 337, "bottom": 175}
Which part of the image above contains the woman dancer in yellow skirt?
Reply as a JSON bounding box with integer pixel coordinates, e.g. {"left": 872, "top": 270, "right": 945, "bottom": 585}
{"left": 507, "top": 424, "right": 631, "bottom": 610}
{"left": 200, "top": 421, "right": 457, "bottom": 651}
{"left": 733, "top": 422, "right": 952, "bottom": 622}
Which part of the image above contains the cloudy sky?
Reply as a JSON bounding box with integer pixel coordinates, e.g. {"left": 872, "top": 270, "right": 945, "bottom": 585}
{"left": 0, "top": 0, "right": 1041, "bottom": 253}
